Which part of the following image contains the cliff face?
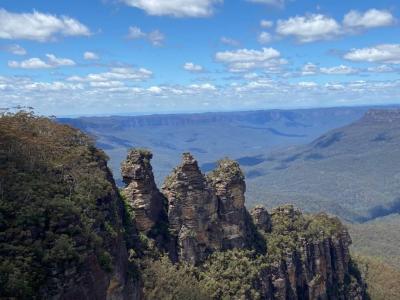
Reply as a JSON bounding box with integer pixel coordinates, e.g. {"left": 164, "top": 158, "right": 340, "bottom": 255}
{"left": 0, "top": 113, "right": 138, "bottom": 300}
{"left": 162, "top": 153, "right": 221, "bottom": 264}
{"left": 207, "top": 159, "right": 249, "bottom": 249}
{"left": 121, "top": 149, "right": 166, "bottom": 234}
{"left": 260, "top": 206, "right": 365, "bottom": 300}
{"left": 2, "top": 112, "right": 367, "bottom": 300}
{"left": 122, "top": 149, "right": 367, "bottom": 299}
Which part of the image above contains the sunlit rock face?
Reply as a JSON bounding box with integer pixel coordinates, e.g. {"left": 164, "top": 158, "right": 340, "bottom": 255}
{"left": 121, "top": 149, "right": 166, "bottom": 234}
{"left": 251, "top": 205, "right": 272, "bottom": 233}
{"left": 121, "top": 150, "right": 366, "bottom": 298}
{"left": 162, "top": 153, "right": 221, "bottom": 264}
{"left": 207, "top": 159, "right": 249, "bottom": 249}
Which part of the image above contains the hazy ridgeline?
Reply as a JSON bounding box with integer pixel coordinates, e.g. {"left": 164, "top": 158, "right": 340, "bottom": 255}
{"left": 59, "top": 106, "right": 400, "bottom": 223}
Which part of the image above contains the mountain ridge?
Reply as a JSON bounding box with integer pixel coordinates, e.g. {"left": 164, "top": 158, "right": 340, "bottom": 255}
{"left": 244, "top": 108, "right": 400, "bottom": 223}
{"left": 0, "top": 112, "right": 368, "bottom": 299}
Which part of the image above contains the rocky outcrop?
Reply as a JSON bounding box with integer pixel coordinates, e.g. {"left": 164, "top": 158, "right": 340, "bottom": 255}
{"left": 207, "top": 159, "right": 249, "bottom": 249}
{"left": 2, "top": 113, "right": 367, "bottom": 300}
{"left": 153, "top": 152, "right": 365, "bottom": 300}
{"left": 42, "top": 152, "right": 139, "bottom": 300}
{"left": 254, "top": 206, "right": 366, "bottom": 300}
{"left": 119, "top": 150, "right": 367, "bottom": 299}
{"left": 160, "top": 155, "right": 257, "bottom": 264}
{"left": 251, "top": 205, "right": 272, "bottom": 233}
{"left": 162, "top": 153, "right": 221, "bottom": 264}
{"left": 121, "top": 149, "right": 166, "bottom": 234}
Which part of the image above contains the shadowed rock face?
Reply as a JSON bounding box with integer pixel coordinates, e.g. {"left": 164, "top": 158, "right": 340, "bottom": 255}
{"left": 121, "top": 149, "right": 166, "bottom": 234}
{"left": 162, "top": 153, "right": 221, "bottom": 264}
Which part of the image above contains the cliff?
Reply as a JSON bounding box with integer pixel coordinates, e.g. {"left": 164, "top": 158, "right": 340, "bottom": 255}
{"left": 121, "top": 149, "right": 166, "bottom": 235}
{"left": 123, "top": 150, "right": 367, "bottom": 299}
{"left": 0, "top": 112, "right": 139, "bottom": 299}
{"left": 1, "top": 112, "right": 367, "bottom": 299}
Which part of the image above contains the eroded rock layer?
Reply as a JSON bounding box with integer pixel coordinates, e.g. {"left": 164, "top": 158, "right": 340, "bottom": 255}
{"left": 121, "top": 149, "right": 166, "bottom": 234}
{"left": 120, "top": 150, "right": 366, "bottom": 299}
{"left": 162, "top": 153, "right": 221, "bottom": 264}
{"left": 207, "top": 159, "right": 249, "bottom": 249}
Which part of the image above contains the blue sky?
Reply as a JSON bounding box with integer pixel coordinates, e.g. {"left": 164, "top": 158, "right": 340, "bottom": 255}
{"left": 0, "top": 0, "right": 399, "bottom": 116}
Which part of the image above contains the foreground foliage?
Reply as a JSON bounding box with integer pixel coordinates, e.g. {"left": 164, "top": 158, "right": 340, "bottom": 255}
{"left": 0, "top": 112, "right": 122, "bottom": 298}
{"left": 141, "top": 208, "right": 361, "bottom": 300}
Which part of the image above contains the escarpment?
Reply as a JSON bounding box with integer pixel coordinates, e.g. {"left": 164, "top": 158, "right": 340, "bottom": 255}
{"left": 1, "top": 112, "right": 367, "bottom": 300}
{"left": 0, "top": 113, "right": 138, "bottom": 300}
{"left": 258, "top": 206, "right": 365, "bottom": 300}
{"left": 122, "top": 150, "right": 367, "bottom": 299}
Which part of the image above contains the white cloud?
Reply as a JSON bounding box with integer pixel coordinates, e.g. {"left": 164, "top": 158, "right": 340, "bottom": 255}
{"left": 216, "top": 47, "right": 286, "bottom": 72}
{"left": 220, "top": 36, "right": 240, "bottom": 47}
{"left": 8, "top": 54, "right": 75, "bottom": 69}
{"left": 45, "top": 54, "right": 76, "bottom": 67}
{"left": 8, "top": 58, "right": 51, "bottom": 69}
{"left": 183, "top": 62, "right": 204, "bottom": 72}
{"left": 301, "top": 63, "right": 318, "bottom": 75}
{"left": 344, "top": 44, "right": 400, "bottom": 64}
{"left": 127, "top": 26, "right": 165, "bottom": 46}
{"left": 147, "top": 30, "right": 165, "bottom": 46}
{"left": 89, "top": 81, "right": 124, "bottom": 88}
{"left": 121, "top": 0, "right": 222, "bottom": 17}
{"left": 216, "top": 48, "right": 280, "bottom": 63}
{"left": 247, "top": 0, "right": 285, "bottom": 8}
{"left": 320, "top": 65, "right": 358, "bottom": 75}
{"left": 67, "top": 67, "right": 152, "bottom": 82}
{"left": 127, "top": 26, "right": 146, "bottom": 39}
{"left": 298, "top": 81, "right": 318, "bottom": 88}
{"left": 2, "top": 74, "right": 400, "bottom": 115}
{"left": 260, "top": 20, "right": 273, "bottom": 28}
{"left": 23, "top": 81, "right": 83, "bottom": 92}
{"left": 5, "top": 44, "right": 27, "bottom": 55}
{"left": 84, "top": 51, "right": 99, "bottom": 60}
{"left": 343, "top": 9, "right": 396, "bottom": 29}
{"left": 0, "top": 8, "right": 90, "bottom": 42}
{"left": 188, "top": 83, "right": 216, "bottom": 91}
{"left": 276, "top": 14, "right": 340, "bottom": 42}
{"left": 367, "top": 65, "right": 394, "bottom": 73}
{"left": 300, "top": 63, "right": 358, "bottom": 76}
{"left": 257, "top": 31, "right": 272, "bottom": 44}
{"left": 276, "top": 10, "right": 396, "bottom": 43}
{"left": 325, "top": 83, "right": 345, "bottom": 91}
{"left": 147, "top": 86, "right": 163, "bottom": 94}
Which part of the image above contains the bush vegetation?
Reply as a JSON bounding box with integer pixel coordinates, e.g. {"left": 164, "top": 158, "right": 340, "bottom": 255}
{"left": 0, "top": 112, "right": 122, "bottom": 298}
{"left": 354, "top": 255, "right": 400, "bottom": 300}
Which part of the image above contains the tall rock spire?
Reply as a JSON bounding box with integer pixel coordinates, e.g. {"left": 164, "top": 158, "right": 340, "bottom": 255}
{"left": 207, "top": 158, "right": 249, "bottom": 249}
{"left": 121, "top": 149, "right": 166, "bottom": 234}
{"left": 162, "top": 153, "right": 221, "bottom": 264}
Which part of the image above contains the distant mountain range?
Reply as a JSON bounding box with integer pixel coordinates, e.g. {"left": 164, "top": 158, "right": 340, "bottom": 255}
{"left": 58, "top": 106, "right": 400, "bottom": 224}
{"left": 59, "top": 106, "right": 372, "bottom": 185}
{"left": 244, "top": 109, "right": 400, "bottom": 223}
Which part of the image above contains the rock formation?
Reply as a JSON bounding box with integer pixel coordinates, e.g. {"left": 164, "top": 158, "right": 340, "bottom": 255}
{"left": 119, "top": 149, "right": 368, "bottom": 299}
{"left": 2, "top": 113, "right": 367, "bottom": 300}
{"left": 121, "top": 149, "right": 166, "bottom": 234}
{"left": 251, "top": 205, "right": 272, "bottom": 233}
{"left": 208, "top": 159, "right": 249, "bottom": 249}
{"left": 258, "top": 206, "right": 366, "bottom": 299}
{"left": 162, "top": 153, "right": 221, "bottom": 264}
